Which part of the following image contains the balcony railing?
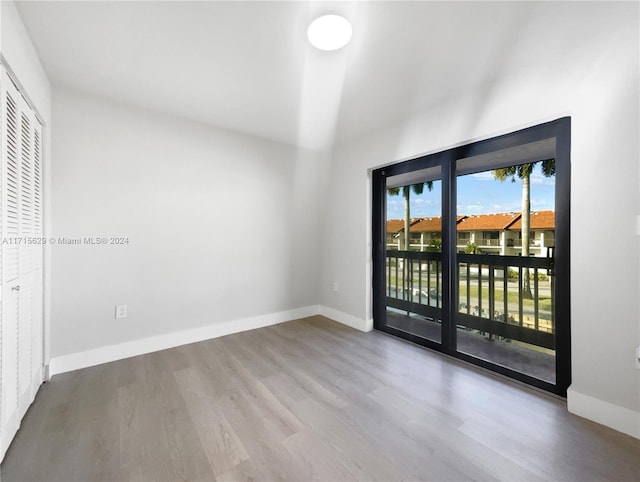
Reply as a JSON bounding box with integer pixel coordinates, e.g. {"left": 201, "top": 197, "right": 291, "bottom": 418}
{"left": 386, "top": 250, "right": 442, "bottom": 321}
{"left": 508, "top": 238, "right": 555, "bottom": 247}
{"left": 386, "top": 250, "right": 555, "bottom": 349}
{"left": 457, "top": 252, "right": 554, "bottom": 349}
{"left": 478, "top": 238, "right": 501, "bottom": 246}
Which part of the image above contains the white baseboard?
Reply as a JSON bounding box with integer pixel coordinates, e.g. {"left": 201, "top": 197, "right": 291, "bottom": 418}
{"left": 567, "top": 386, "right": 640, "bottom": 439}
{"left": 49, "top": 304, "right": 372, "bottom": 376}
{"left": 319, "top": 305, "right": 373, "bottom": 332}
{"left": 49, "top": 305, "right": 321, "bottom": 376}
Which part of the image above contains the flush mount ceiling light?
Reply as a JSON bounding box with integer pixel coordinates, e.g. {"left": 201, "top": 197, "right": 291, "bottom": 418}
{"left": 307, "top": 15, "right": 352, "bottom": 51}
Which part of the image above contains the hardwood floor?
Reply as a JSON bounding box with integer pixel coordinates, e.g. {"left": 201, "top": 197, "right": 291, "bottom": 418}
{"left": 2, "top": 316, "right": 638, "bottom": 481}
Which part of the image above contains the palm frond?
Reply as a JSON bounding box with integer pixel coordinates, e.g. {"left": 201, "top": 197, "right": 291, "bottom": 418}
{"left": 541, "top": 159, "right": 556, "bottom": 177}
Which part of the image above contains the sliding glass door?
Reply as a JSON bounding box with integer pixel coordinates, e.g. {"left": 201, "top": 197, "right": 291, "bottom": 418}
{"left": 372, "top": 118, "right": 571, "bottom": 395}
{"left": 384, "top": 168, "right": 443, "bottom": 345}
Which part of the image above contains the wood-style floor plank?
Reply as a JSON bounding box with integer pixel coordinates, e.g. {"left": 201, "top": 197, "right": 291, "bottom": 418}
{"left": 117, "top": 357, "right": 215, "bottom": 482}
{"left": 1, "top": 316, "right": 639, "bottom": 481}
{"left": 173, "top": 366, "right": 249, "bottom": 476}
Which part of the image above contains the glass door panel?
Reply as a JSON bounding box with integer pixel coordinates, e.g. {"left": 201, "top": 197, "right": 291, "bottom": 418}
{"left": 385, "top": 168, "right": 442, "bottom": 344}
{"left": 455, "top": 163, "right": 556, "bottom": 383}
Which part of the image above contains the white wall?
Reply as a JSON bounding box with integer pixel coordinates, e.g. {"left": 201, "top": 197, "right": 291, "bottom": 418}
{"left": 50, "top": 87, "right": 323, "bottom": 370}
{"left": 321, "top": 2, "right": 640, "bottom": 437}
{"left": 0, "top": 0, "right": 52, "bottom": 459}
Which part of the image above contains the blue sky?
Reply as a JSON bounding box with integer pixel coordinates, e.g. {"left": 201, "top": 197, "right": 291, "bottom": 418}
{"left": 386, "top": 163, "right": 555, "bottom": 220}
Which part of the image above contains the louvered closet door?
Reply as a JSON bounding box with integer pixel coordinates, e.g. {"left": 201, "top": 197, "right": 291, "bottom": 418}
{"left": 0, "top": 68, "right": 44, "bottom": 459}
{"left": 31, "top": 111, "right": 43, "bottom": 388}
{"left": 1, "top": 70, "right": 20, "bottom": 443}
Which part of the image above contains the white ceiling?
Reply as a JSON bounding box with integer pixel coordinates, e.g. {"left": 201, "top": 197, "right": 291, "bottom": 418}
{"left": 14, "top": 1, "right": 624, "bottom": 150}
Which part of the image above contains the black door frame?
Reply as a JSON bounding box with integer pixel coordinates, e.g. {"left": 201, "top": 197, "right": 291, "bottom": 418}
{"left": 372, "top": 117, "right": 571, "bottom": 396}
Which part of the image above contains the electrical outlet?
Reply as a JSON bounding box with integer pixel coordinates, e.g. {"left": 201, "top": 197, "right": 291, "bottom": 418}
{"left": 115, "top": 304, "right": 127, "bottom": 319}
{"left": 332, "top": 282, "right": 339, "bottom": 292}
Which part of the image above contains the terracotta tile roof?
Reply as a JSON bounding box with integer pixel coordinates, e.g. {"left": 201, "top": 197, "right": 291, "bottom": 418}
{"left": 387, "top": 212, "right": 555, "bottom": 234}
{"left": 457, "top": 212, "right": 520, "bottom": 231}
{"left": 410, "top": 217, "right": 442, "bottom": 233}
{"left": 386, "top": 218, "right": 422, "bottom": 234}
{"left": 507, "top": 210, "right": 555, "bottom": 230}
{"left": 408, "top": 215, "right": 467, "bottom": 232}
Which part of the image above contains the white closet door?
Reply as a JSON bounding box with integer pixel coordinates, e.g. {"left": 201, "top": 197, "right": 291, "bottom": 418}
{"left": 33, "top": 125, "right": 42, "bottom": 271}
{"left": 1, "top": 72, "right": 21, "bottom": 443}
{"left": 31, "top": 118, "right": 43, "bottom": 383}
{"left": 17, "top": 96, "right": 33, "bottom": 400}
{"left": 0, "top": 68, "right": 44, "bottom": 459}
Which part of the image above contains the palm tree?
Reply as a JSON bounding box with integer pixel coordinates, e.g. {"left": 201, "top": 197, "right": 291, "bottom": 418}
{"left": 493, "top": 159, "right": 555, "bottom": 298}
{"left": 388, "top": 182, "right": 433, "bottom": 250}
{"left": 388, "top": 181, "right": 433, "bottom": 312}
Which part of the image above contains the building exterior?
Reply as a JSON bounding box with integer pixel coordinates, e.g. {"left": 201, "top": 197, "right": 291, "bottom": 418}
{"left": 386, "top": 218, "right": 423, "bottom": 249}
{"left": 386, "top": 210, "right": 555, "bottom": 257}
{"left": 505, "top": 210, "right": 555, "bottom": 257}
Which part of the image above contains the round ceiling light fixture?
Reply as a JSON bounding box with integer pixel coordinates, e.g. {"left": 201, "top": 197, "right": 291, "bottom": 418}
{"left": 307, "top": 15, "right": 352, "bottom": 51}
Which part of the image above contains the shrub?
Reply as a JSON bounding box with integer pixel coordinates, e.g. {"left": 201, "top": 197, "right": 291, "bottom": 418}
{"left": 464, "top": 242, "right": 479, "bottom": 254}
{"left": 508, "top": 269, "right": 549, "bottom": 281}
{"left": 426, "top": 238, "right": 442, "bottom": 252}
